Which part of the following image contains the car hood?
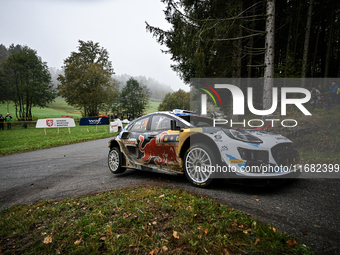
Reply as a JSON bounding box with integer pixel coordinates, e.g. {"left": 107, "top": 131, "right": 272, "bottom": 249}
{"left": 199, "top": 126, "right": 292, "bottom": 144}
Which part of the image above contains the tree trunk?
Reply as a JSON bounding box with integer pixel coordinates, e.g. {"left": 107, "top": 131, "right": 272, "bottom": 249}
{"left": 301, "top": 0, "right": 314, "bottom": 82}
{"left": 293, "top": 0, "right": 302, "bottom": 60}
{"left": 263, "top": 0, "right": 275, "bottom": 111}
{"left": 311, "top": 15, "right": 322, "bottom": 78}
{"left": 324, "top": 8, "right": 334, "bottom": 78}
{"left": 231, "top": 1, "right": 243, "bottom": 121}
{"left": 248, "top": 1, "right": 256, "bottom": 79}
{"left": 285, "top": 18, "right": 292, "bottom": 77}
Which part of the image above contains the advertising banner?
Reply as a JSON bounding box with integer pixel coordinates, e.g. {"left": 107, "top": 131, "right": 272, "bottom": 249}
{"left": 79, "top": 117, "right": 110, "bottom": 126}
{"left": 110, "top": 119, "right": 123, "bottom": 133}
{"left": 36, "top": 118, "right": 76, "bottom": 128}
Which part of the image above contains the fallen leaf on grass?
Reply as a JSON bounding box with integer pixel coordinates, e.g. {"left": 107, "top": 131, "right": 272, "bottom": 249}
{"left": 162, "top": 246, "right": 168, "bottom": 252}
{"left": 204, "top": 228, "right": 208, "bottom": 236}
{"left": 287, "top": 240, "right": 298, "bottom": 247}
{"left": 254, "top": 238, "right": 260, "bottom": 246}
{"left": 99, "top": 236, "right": 106, "bottom": 241}
{"left": 243, "top": 228, "right": 252, "bottom": 234}
{"left": 74, "top": 238, "right": 82, "bottom": 245}
{"left": 43, "top": 236, "right": 52, "bottom": 244}
{"left": 173, "top": 231, "right": 180, "bottom": 239}
{"left": 123, "top": 212, "right": 132, "bottom": 219}
{"left": 269, "top": 227, "right": 276, "bottom": 233}
{"left": 159, "top": 194, "right": 165, "bottom": 198}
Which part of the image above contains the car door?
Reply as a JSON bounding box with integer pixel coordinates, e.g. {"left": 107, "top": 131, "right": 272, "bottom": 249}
{"left": 120, "top": 116, "right": 150, "bottom": 162}
{"left": 139, "top": 114, "right": 183, "bottom": 168}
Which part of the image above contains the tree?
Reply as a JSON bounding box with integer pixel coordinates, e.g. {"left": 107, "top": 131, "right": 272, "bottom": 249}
{"left": 101, "top": 78, "right": 119, "bottom": 115}
{"left": 146, "top": 0, "right": 258, "bottom": 84}
{"left": 0, "top": 46, "right": 56, "bottom": 120}
{"left": 0, "top": 44, "right": 9, "bottom": 64}
{"left": 119, "top": 78, "right": 150, "bottom": 117}
{"left": 263, "top": 0, "right": 275, "bottom": 110}
{"left": 158, "top": 89, "right": 190, "bottom": 111}
{"left": 57, "top": 40, "right": 115, "bottom": 117}
{"left": 301, "top": 0, "right": 314, "bottom": 85}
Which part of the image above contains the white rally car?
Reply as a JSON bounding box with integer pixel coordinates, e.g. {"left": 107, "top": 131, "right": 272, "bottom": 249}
{"left": 108, "top": 110, "right": 301, "bottom": 188}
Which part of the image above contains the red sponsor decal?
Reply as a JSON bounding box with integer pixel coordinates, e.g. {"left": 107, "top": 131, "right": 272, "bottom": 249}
{"left": 46, "top": 119, "right": 53, "bottom": 127}
{"left": 139, "top": 131, "right": 180, "bottom": 165}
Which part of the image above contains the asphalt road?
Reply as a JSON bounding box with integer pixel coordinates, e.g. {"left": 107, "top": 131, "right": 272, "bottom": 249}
{"left": 0, "top": 138, "right": 339, "bottom": 254}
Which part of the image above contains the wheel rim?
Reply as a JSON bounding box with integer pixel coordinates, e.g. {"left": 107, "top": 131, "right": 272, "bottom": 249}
{"left": 109, "top": 150, "right": 120, "bottom": 171}
{"left": 185, "top": 147, "right": 212, "bottom": 183}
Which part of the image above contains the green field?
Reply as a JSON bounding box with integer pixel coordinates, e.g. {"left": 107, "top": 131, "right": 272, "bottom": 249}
{"left": 0, "top": 97, "right": 82, "bottom": 119}
{"left": 146, "top": 101, "right": 161, "bottom": 113}
{"left": 0, "top": 97, "right": 160, "bottom": 119}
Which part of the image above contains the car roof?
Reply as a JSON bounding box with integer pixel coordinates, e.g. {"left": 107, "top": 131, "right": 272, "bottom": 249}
{"left": 128, "top": 110, "right": 197, "bottom": 128}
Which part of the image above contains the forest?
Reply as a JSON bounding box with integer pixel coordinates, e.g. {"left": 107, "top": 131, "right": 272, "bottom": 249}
{"left": 146, "top": 0, "right": 340, "bottom": 82}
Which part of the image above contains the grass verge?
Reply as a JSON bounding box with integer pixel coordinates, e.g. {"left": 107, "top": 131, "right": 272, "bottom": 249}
{"left": 0, "top": 125, "right": 117, "bottom": 155}
{"left": 0, "top": 187, "right": 313, "bottom": 254}
{"left": 270, "top": 105, "right": 340, "bottom": 163}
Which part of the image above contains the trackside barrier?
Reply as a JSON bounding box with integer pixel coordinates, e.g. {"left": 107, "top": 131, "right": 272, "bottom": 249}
{"left": 79, "top": 116, "right": 110, "bottom": 132}
{"left": 110, "top": 119, "right": 123, "bottom": 133}
{"left": 36, "top": 117, "right": 76, "bottom": 135}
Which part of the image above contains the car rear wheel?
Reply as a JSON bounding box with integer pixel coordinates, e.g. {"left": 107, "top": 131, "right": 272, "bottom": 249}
{"left": 108, "top": 147, "right": 126, "bottom": 174}
{"left": 184, "top": 143, "right": 217, "bottom": 188}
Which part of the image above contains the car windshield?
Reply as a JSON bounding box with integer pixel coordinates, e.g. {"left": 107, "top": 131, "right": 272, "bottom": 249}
{"left": 178, "top": 115, "right": 213, "bottom": 127}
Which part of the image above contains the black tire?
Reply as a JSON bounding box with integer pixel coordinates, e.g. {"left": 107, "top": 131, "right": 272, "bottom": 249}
{"left": 108, "top": 147, "right": 126, "bottom": 174}
{"left": 183, "top": 143, "right": 218, "bottom": 188}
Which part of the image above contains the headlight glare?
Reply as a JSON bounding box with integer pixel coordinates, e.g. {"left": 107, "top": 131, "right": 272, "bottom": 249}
{"left": 223, "top": 128, "right": 263, "bottom": 143}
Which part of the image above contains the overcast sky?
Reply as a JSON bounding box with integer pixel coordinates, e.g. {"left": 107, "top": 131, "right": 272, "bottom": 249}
{"left": 2, "top": 0, "right": 189, "bottom": 91}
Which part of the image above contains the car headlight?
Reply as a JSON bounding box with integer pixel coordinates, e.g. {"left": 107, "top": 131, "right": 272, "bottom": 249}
{"left": 223, "top": 128, "right": 263, "bottom": 143}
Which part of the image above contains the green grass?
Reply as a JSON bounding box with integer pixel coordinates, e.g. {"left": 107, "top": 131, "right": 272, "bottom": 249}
{"left": 0, "top": 97, "right": 82, "bottom": 119}
{"left": 298, "top": 150, "right": 340, "bottom": 163}
{"left": 0, "top": 187, "right": 313, "bottom": 254}
{"left": 0, "top": 124, "right": 117, "bottom": 155}
{"left": 146, "top": 101, "right": 161, "bottom": 114}
{"left": 271, "top": 105, "right": 340, "bottom": 163}
{"left": 1, "top": 98, "right": 160, "bottom": 119}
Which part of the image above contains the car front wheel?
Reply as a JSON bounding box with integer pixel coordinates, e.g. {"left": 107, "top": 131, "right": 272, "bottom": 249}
{"left": 184, "top": 143, "right": 218, "bottom": 188}
{"left": 108, "top": 147, "right": 126, "bottom": 174}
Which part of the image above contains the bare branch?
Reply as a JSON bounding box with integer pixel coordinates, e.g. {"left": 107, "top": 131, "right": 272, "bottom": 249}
{"left": 212, "top": 32, "right": 264, "bottom": 41}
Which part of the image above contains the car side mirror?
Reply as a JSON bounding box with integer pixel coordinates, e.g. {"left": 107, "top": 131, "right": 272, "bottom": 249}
{"left": 121, "top": 131, "right": 130, "bottom": 139}
{"left": 170, "top": 120, "right": 181, "bottom": 131}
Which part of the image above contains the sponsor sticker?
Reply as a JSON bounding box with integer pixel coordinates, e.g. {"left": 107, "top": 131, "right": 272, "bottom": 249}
{"left": 230, "top": 160, "right": 245, "bottom": 164}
